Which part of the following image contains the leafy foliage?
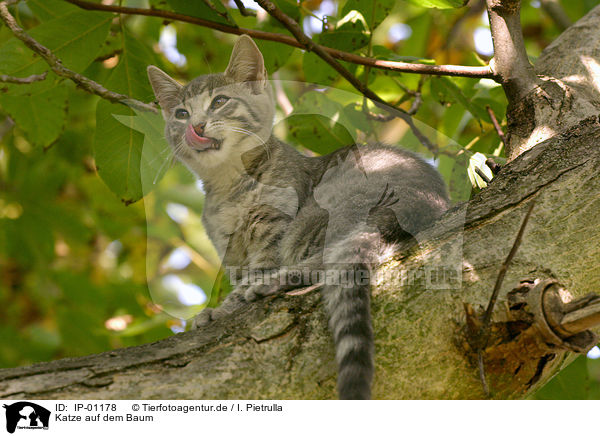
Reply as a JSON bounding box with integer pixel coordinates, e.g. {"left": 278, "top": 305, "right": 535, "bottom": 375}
{"left": 0, "top": 0, "right": 597, "bottom": 400}
{"left": 94, "top": 32, "right": 158, "bottom": 203}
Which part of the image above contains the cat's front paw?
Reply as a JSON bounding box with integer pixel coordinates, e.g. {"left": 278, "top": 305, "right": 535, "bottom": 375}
{"left": 240, "top": 283, "right": 282, "bottom": 301}
{"left": 191, "top": 307, "right": 215, "bottom": 329}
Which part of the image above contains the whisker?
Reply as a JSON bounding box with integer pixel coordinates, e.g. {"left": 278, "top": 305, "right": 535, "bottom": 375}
{"left": 225, "top": 126, "right": 271, "bottom": 160}
{"left": 147, "top": 145, "right": 173, "bottom": 167}
{"left": 153, "top": 153, "right": 173, "bottom": 185}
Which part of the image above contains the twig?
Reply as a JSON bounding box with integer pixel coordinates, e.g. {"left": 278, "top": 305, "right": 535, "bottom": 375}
{"left": 477, "top": 352, "right": 489, "bottom": 396}
{"left": 486, "top": 0, "right": 538, "bottom": 103}
{"left": 485, "top": 158, "right": 502, "bottom": 175}
{"left": 64, "top": 0, "right": 495, "bottom": 80}
{"left": 540, "top": 0, "right": 572, "bottom": 31}
{"left": 407, "top": 76, "right": 426, "bottom": 115}
{"left": 0, "top": 71, "right": 47, "bottom": 84}
{"left": 486, "top": 105, "right": 506, "bottom": 145}
{"left": 365, "top": 111, "right": 396, "bottom": 122}
{"left": 475, "top": 167, "right": 492, "bottom": 184}
{"left": 483, "top": 199, "right": 536, "bottom": 326}
{"left": 232, "top": 0, "right": 256, "bottom": 17}
{"left": 200, "top": 0, "right": 233, "bottom": 22}
{"left": 388, "top": 77, "right": 423, "bottom": 116}
{"left": 0, "top": 1, "right": 157, "bottom": 113}
{"left": 477, "top": 199, "right": 536, "bottom": 396}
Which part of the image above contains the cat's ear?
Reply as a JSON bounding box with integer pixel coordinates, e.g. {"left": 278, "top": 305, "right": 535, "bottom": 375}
{"left": 147, "top": 66, "right": 183, "bottom": 116}
{"left": 225, "top": 35, "right": 267, "bottom": 93}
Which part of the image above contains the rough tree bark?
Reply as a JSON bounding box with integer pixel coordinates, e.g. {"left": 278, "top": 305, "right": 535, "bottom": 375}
{"left": 1, "top": 4, "right": 599, "bottom": 400}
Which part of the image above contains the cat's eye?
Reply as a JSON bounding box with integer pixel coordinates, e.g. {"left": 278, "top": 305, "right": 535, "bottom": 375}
{"left": 210, "top": 95, "right": 229, "bottom": 110}
{"left": 174, "top": 108, "right": 190, "bottom": 120}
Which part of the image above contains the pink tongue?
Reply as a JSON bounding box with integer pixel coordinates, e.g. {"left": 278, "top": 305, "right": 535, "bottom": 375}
{"left": 185, "top": 124, "right": 212, "bottom": 149}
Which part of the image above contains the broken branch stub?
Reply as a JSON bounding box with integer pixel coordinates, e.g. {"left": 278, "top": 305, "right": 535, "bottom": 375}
{"left": 465, "top": 278, "right": 600, "bottom": 397}
{"left": 508, "top": 279, "right": 598, "bottom": 353}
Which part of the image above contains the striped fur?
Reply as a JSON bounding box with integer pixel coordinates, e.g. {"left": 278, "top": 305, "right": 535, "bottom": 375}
{"left": 148, "top": 36, "right": 449, "bottom": 399}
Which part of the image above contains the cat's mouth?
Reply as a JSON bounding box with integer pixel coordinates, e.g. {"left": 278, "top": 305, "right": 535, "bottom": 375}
{"left": 184, "top": 124, "right": 221, "bottom": 152}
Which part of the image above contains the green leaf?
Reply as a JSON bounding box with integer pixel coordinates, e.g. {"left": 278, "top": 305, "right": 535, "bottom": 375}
{"left": 437, "top": 153, "right": 471, "bottom": 202}
{"left": 166, "top": 0, "right": 233, "bottom": 25}
{"left": 404, "top": 0, "right": 467, "bottom": 9}
{"left": 0, "top": 10, "right": 111, "bottom": 146}
{"left": 255, "top": 39, "right": 294, "bottom": 72}
{"left": 0, "top": 81, "right": 68, "bottom": 147}
{"left": 286, "top": 91, "right": 355, "bottom": 153}
{"left": 292, "top": 90, "right": 344, "bottom": 116}
{"left": 472, "top": 80, "right": 508, "bottom": 123}
{"left": 112, "top": 109, "right": 170, "bottom": 193}
{"left": 398, "top": 13, "right": 432, "bottom": 58}
{"left": 272, "top": 0, "right": 301, "bottom": 23}
{"left": 319, "top": 11, "right": 370, "bottom": 52}
{"left": 534, "top": 356, "right": 592, "bottom": 399}
{"left": 287, "top": 114, "right": 354, "bottom": 154}
{"left": 27, "top": 0, "right": 79, "bottom": 21}
{"left": 431, "top": 77, "right": 488, "bottom": 121}
{"left": 343, "top": 103, "right": 371, "bottom": 133}
{"left": 302, "top": 47, "right": 357, "bottom": 86}
{"left": 341, "top": 0, "right": 395, "bottom": 30}
{"left": 94, "top": 102, "right": 145, "bottom": 204}
{"left": 303, "top": 51, "right": 339, "bottom": 85}
{"left": 0, "top": 10, "right": 112, "bottom": 76}
{"left": 94, "top": 33, "right": 158, "bottom": 203}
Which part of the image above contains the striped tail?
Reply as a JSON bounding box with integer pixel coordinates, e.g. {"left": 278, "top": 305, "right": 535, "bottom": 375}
{"left": 321, "top": 229, "right": 379, "bottom": 400}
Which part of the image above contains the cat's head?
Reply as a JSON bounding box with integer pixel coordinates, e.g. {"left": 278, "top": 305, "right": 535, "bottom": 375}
{"left": 147, "top": 35, "right": 274, "bottom": 180}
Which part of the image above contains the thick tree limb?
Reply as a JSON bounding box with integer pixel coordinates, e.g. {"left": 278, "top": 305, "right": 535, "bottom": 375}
{"left": 64, "top": 0, "right": 494, "bottom": 80}
{"left": 1, "top": 116, "right": 599, "bottom": 399}
{"left": 486, "top": 0, "right": 539, "bottom": 103}
{"left": 502, "top": 4, "right": 600, "bottom": 160}
{"left": 0, "top": 1, "right": 157, "bottom": 113}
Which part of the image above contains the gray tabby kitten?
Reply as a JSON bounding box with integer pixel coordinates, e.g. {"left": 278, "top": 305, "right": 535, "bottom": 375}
{"left": 147, "top": 35, "right": 449, "bottom": 399}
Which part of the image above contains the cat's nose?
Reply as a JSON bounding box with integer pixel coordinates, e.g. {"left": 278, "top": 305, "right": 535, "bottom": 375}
{"left": 193, "top": 122, "right": 206, "bottom": 136}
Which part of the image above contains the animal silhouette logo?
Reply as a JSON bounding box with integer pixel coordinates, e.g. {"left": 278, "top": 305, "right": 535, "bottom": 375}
{"left": 3, "top": 402, "right": 50, "bottom": 434}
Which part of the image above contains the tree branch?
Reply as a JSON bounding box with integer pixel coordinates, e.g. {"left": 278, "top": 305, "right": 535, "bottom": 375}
{"left": 0, "top": 1, "right": 157, "bottom": 113}
{"left": 0, "top": 71, "right": 47, "bottom": 84}
{"left": 64, "top": 0, "right": 495, "bottom": 80}
{"left": 486, "top": 105, "right": 506, "bottom": 145}
{"left": 232, "top": 0, "right": 256, "bottom": 17}
{"left": 486, "top": 0, "right": 539, "bottom": 103}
